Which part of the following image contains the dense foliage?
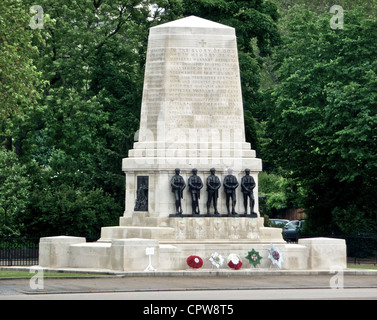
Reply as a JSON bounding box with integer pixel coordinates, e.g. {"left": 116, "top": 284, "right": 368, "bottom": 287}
{"left": 0, "top": 0, "right": 280, "bottom": 237}
{"left": 263, "top": 3, "right": 377, "bottom": 233}
{"left": 1, "top": 0, "right": 376, "bottom": 237}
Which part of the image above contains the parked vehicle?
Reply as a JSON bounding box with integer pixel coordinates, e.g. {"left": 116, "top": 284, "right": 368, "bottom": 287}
{"left": 282, "top": 220, "right": 305, "bottom": 242}
{"left": 269, "top": 219, "right": 289, "bottom": 228}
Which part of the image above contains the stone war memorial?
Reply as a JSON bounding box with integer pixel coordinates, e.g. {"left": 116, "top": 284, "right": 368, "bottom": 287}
{"left": 39, "top": 16, "right": 346, "bottom": 272}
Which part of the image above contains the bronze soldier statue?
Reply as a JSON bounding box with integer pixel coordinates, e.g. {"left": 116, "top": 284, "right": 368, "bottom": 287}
{"left": 206, "top": 168, "right": 221, "bottom": 215}
{"left": 171, "top": 168, "right": 186, "bottom": 215}
{"left": 241, "top": 168, "right": 256, "bottom": 215}
{"left": 188, "top": 168, "right": 203, "bottom": 215}
{"left": 223, "top": 168, "right": 239, "bottom": 215}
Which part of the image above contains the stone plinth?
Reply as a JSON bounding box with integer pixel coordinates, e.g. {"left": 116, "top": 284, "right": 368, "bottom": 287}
{"left": 100, "top": 225, "right": 175, "bottom": 241}
{"left": 298, "top": 237, "right": 347, "bottom": 270}
{"left": 101, "top": 217, "right": 285, "bottom": 244}
{"left": 38, "top": 235, "right": 347, "bottom": 271}
{"left": 158, "top": 243, "right": 311, "bottom": 270}
{"left": 39, "top": 236, "right": 85, "bottom": 268}
{"left": 69, "top": 242, "right": 112, "bottom": 269}
{"left": 110, "top": 239, "right": 160, "bottom": 271}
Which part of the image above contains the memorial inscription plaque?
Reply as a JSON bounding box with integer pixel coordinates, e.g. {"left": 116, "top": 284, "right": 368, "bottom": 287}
{"left": 137, "top": 16, "right": 245, "bottom": 149}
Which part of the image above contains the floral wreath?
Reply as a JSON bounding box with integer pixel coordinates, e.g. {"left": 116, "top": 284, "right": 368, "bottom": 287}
{"left": 245, "top": 249, "right": 263, "bottom": 267}
{"left": 186, "top": 255, "right": 203, "bottom": 269}
{"left": 209, "top": 252, "right": 225, "bottom": 268}
{"left": 268, "top": 244, "right": 283, "bottom": 269}
{"left": 227, "top": 253, "right": 243, "bottom": 270}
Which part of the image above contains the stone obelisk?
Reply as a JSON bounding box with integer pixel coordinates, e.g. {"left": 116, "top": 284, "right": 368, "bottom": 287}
{"left": 122, "top": 16, "right": 262, "bottom": 223}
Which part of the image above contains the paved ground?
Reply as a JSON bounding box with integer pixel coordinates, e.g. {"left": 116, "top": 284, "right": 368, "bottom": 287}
{"left": 1, "top": 271, "right": 377, "bottom": 300}
{"left": 3, "top": 288, "right": 377, "bottom": 300}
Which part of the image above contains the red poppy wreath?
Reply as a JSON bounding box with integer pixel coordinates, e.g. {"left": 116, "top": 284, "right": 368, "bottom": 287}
{"left": 227, "top": 254, "right": 243, "bottom": 270}
{"left": 186, "top": 255, "right": 203, "bottom": 269}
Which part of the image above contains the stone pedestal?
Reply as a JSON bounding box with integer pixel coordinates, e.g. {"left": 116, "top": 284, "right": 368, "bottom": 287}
{"left": 39, "top": 236, "right": 85, "bottom": 268}
{"left": 298, "top": 237, "right": 347, "bottom": 270}
{"left": 110, "top": 239, "right": 160, "bottom": 271}
{"left": 69, "top": 242, "right": 112, "bottom": 269}
{"left": 100, "top": 217, "right": 284, "bottom": 244}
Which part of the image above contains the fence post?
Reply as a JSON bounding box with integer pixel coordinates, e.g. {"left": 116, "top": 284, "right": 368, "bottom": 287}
{"left": 8, "top": 240, "right": 13, "bottom": 266}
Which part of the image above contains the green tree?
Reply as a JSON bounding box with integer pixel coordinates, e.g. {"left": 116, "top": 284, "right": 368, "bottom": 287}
{"left": 0, "top": 150, "right": 32, "bottom": 236}
{"left": 15, "top": 0, "right": 154, "bottom": 236}
{"left": 0, "top": 1, "right": 286, "bottom": 237}
{"left": 33, "top": 0, "right": 150, "bottom": 193}
{"left": 259, "top": 171, "right": 304, "bottom": 217}
{"left": 0, "top": 0, "right": 45, "bottom": 155}
{"left": 265, "top": 7, "right": 377, "bottom": 233}
{"left": 22, "top": 0, "right": 282, "bottom": 237}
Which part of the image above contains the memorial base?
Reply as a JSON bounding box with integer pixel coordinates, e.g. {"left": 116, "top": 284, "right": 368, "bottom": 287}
{"left": 39, "top": 217, "right": 347, "bottom": 272}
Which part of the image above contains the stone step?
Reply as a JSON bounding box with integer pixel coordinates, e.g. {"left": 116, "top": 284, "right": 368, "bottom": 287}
{"left": 69, "top": 242, "right": 112, "bottom": 269}
{"left": 99, "top": 226, "right": 175, "bottom": 241}
{"left": 116, "top": 216, "right": 285, "bottom": 243}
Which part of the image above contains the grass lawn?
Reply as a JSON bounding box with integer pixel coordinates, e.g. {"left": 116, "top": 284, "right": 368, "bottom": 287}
{"left": 347, "top": 264, "right": 377, "bottom": 270}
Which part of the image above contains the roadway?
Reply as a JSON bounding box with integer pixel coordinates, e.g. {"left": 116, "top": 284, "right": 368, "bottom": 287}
{"left": 1, "top": 288, "right": 377, "bottom": 300}
{"left": 1, "top": 272, "right": 377, "bottom": 300}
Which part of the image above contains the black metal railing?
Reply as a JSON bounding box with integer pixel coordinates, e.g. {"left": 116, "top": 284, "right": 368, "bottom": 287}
{"left": 0, "top": 235, "right": 99, "bottom": 267}
{"left": 299, "top": 232, "right": 377, "bottom": 265}
{"left": 0, "top": 238, "right": 39, "bottom": 266}
{"left": 344, "top": 233, "right": 377, "bottom": 265}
